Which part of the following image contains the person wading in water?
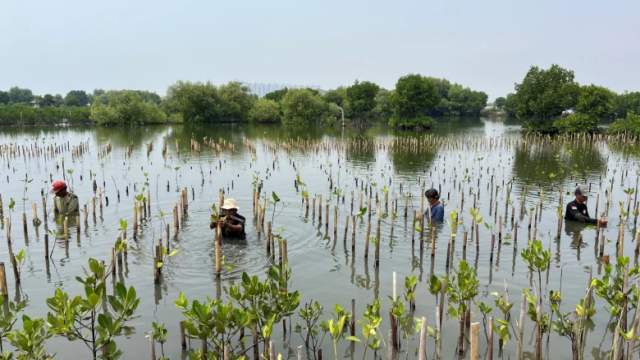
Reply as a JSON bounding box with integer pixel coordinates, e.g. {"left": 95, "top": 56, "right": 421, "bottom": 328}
{"left": 564, "top": 185, "right": 607, "bottom": 226}
{"left": 51, "top": 180, "right": 79, "bottom": 217}
{"left": 210, "top": 198, "right": 246, "bottom": 239}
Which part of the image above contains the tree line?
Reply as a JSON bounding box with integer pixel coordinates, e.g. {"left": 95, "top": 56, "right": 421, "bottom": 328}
{"left": 0, "top": 76, "right": 489, "bottom": 128}
{"left": 493, "top": 64, "right": 640, "bottom": 134}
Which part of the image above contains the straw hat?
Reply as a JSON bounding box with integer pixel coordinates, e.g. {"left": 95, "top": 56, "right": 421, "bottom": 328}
{"left": 221, "top": 198, "right": 239, "bottom": 210}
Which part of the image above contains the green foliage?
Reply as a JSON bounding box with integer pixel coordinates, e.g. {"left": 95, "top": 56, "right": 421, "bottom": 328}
{"left": 6, "top": 315, "right": 52, "bottom": 360}
{"left": 295, "top": 301, "right": 325, "bottom": 353}
{"left": 359, "top": 300, "right": 382, "bottom": 354}
{"left": 503, "top": 93, "right": 518, "bottom": 118}
{"left": 149, "top": 322, "right": 167, "bottom": 345}
{"left": 217, "top": 82, "right": 256, "bottom": 122}
{"left": 494, "top": 97, "right": 506, "bottom": 109}
{"left": 0, "top": 91, "right": 8, "bottom": 105}
{"left": 388, "top": 115, "right": 434, "bottom": 130}
{"left": 7, "top": 87, "right": 34, "bottom": 104}
{"left": 323, "top": 87, "right": 348, "bottom": 108}
{"left": 38, "top": 94, "right": 64, "bottom": 107}
{"left": 372, "top": 89, "right": 394, "bottom": 120}
{"left": 439, "top": 83, "right": 488, "bottom": 116}
{"left": 512, "top": 64, "right": 580, "bottom": 127}
{"left": 521, "top": 240, "right": 551, "bottom": 273}
{"left": 576, "top": 85, "right": 615, "bottom": 119}
{"left": 64, "top": 90, "right": 90, "bottom": 107}
{"left": 46, "top": 258, "right": 140, "bottom": 360}
{"left": 0, "top": 297, "right": 27, "bottom": 351}
{"left": 391, "top": 74, "right": 439, "bottom": 119}
{"left": 322, "top": 304, "right": 355, "bottom": 359}
{"left": 553, "top": 113, "right": 599, "bottom": 134}
{"left": 322, "top": 103, "right": 343, "bottom": 127}
{"left": 228, "top": 266, "right": 300, "bottom": 343}
{"left": 281, "top": 88, "right": 329, "bottom": 127}
{"left": 0, "top": 105, "right": 90, "bottom": 125}
{"left": 591, "top": 256, "right": 639, "bottom": 317}
{"left": 248, "top": 98, "right": 281, "bottom": 123}
{"left": 175, "top": 293, "right": 250, "bottom": 357}
{"left": 609, "top": 112, "right": 640, "bottom": 136}
{"left": 264, "top": 88, "right": 289, "bottom": 102}
{"left": 446, "top": 260, "right": 479, "bottom": 319}
{"left": 403, "top": 275, "right": 418, "bottom": 308}
{"left": 164, "top": 81, "right": 221, "bottom": 122}
{"left": 91, "top": 90, "right": 166, "bottom": 126}
{"left": 345, "top": 80, "right": 380, "bottom": 120}
{"left": 614, "top": 92, "right": 640, "bottom": 118}
{"left": 523, "top": 289, "right": 550, "bottom": 333}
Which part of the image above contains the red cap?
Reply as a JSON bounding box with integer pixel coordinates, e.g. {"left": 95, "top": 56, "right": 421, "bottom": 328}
{"left": 51, "top": 180, "right": 67, "bottom": 194}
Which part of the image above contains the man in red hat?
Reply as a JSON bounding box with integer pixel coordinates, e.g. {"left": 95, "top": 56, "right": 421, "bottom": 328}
{"left": 51, "top": 180, "right": 79, "bottom": 216}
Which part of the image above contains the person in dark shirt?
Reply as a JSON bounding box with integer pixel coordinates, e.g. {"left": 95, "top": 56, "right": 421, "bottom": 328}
{"left": 424, "top": 188, "right": 444, "bottom": 222}
{"left": 210, "top": 198, "right": 246, "bottom": 239}
{"left": 564, "top": 185, "right": 607, "bottom": 226}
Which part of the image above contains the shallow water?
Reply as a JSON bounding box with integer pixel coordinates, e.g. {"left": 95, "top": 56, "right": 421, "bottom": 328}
{"left": 0, "top": 119, "right": 639, "bottom": 359}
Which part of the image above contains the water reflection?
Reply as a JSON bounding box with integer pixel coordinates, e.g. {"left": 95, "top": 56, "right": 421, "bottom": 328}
{"left": 513, "top": 141, "right": 605, "bottom": 187}
{"left": 93, "top": 125, "right": 168, "bottom": 148}
{"left": 391, "top": 148, "right": 436, "bottom": 174}
{"left": 345, "top": 135, "right": 376, "bottom": 165}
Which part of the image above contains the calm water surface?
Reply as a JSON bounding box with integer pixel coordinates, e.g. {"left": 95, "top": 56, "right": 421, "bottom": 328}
{"left": 0, "top": 119, "right": 639, "bottom": 359}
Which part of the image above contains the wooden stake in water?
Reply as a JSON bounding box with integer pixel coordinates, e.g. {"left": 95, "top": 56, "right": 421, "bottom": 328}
{"left": 374, "top": 219, "right": 381, "bottom": 267}
{"left": 215, "top": 221, "right": 222, "bottom": 275}
{"left": 0, "top": 263, "right": 7, "bottom": 299}
{"left": 470, "top": 322, "right": 480, "bottom": 360}
{"left": 418, "top": 316, "right": 427, "bottom": 360}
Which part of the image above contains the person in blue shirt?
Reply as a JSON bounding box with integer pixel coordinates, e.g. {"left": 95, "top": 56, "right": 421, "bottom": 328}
{"left": 424, "top": 188, "right": 444, "bottom": 222}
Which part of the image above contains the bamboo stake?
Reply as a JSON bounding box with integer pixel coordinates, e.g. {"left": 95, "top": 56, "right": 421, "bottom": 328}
{"left": 470, "top": 322, "right": 480, "bottom": 360}
{"left": 215, "top": 221, "right": 222, "bottom": 275}
{"left": 418, "top": 316, "right": 427, "bottom": 360}
{"left": 0, "top": 263, "right": 7, "bottom": 299}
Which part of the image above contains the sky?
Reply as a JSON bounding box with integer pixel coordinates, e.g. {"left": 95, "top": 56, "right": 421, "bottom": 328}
{"left": 1, "top": 0, "right": 638, "bottom": 99}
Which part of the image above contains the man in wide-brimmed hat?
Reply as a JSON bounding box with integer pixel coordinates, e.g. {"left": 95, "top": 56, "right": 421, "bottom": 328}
{"left": 51, "top": 180, "right": 79, "bottom": 217}
{"left": 210, "top": 198, "right": 246, "bottom": 238}
{"left": 564, "top": 185, "right": 607, "bottom": 226}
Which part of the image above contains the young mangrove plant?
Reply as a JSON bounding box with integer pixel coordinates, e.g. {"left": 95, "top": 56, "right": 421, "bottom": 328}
{"left": 0, "top": 297, "right": 27, "bottom": 352}
{"left": 549, "top": 288, "right": 596, "bottom": 360}
{"left": 228, "top": 266, "right": 300, "bottom": 358}
{"left": 590, "top": 255, "right": 640, "bottom": 358}
{"left": 321, "top": 304, "right": 356, "bottom": 360}
{"left": 446, "top": 260, "right": 479, "bottom": 355}
{"left": 5, "top": 315, "right": 52, "bottom": 360}
{"left": 175, "top": 293, "right": 250, "bottom": 358}
{"left": 358, "top": 299, "right": 382, "bottom": 360}
{"left": 491, "top": 291, "right": 513, "bottom": 354}
{"left": 46, "top": 258, "right": 140, "bottom": 360}
{"left": 294, "top": 301, "right": 325, "bottom": 359}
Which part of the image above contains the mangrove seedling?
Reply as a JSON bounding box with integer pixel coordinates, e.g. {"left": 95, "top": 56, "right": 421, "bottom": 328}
{"left": 46, "top": 258, "right": 140, "bottom": 360}
{"left": 0, "top": 297, "right": 27, "bottom": 352}
{"left": 404, "top": 275, "right": 418, "bottom": 312}
{"left": 321, "top": 304, "right": 357, "bottom": 360}
{"left": 228, "top": 266, "right": 300, "bottom": 358}
{"left": 6, "top": 315, "right": 52, "bottom": 360}
{"left": 591, "top": 256, "right": 639, "bottom": 317}
{"left": 358, "top": 299, "right": 382, "bottom": 360}
{"left": 147, "top": 322, "right": 168, "bottom": 359}
{"left": 550, "top": 289, "right": 596, "bottom": 360}
{"left": 295, "top": 301, "right": 325, "bottom": 358}
{"left": 175, "top": 293, "right": 249, "bottom": 358}
{"left": 521, "top": 240, "right": 551, "bottom": 302}
{"left": 446, "top": 260, "right": 479, "bottom": 355}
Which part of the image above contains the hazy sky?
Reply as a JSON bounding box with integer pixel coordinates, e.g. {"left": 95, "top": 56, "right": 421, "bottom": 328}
{"left": 1, "top": 0, "right": 638, "bottom": 99}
